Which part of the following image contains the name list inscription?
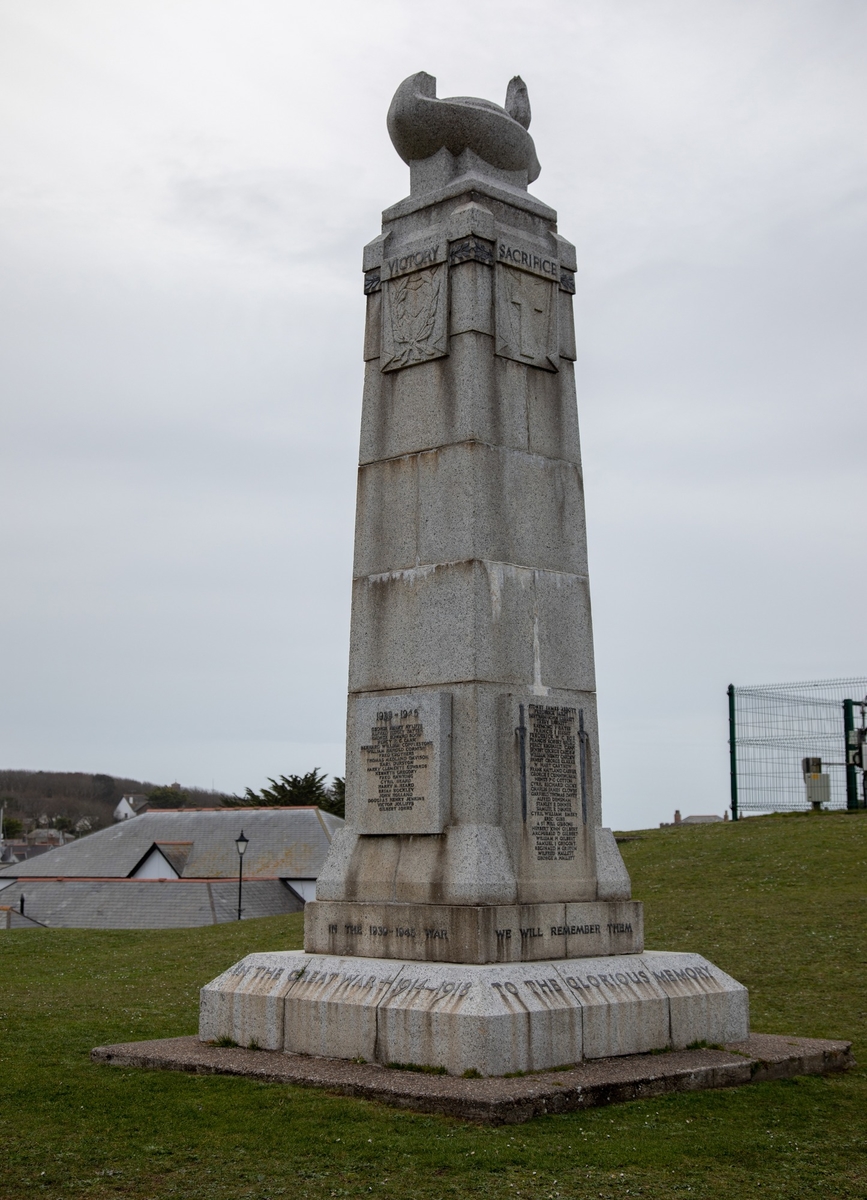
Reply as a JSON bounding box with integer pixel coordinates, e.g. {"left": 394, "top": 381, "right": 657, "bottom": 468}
{"left": 362, "top": 708, "right": 433, "bottom": 814}
{"left": 527, "top": 704, "right": 580, "bottom": 863}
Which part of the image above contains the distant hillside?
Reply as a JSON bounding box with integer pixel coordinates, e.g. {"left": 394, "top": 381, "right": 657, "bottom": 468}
{"left": 0, "top": 769, "right": 230, "bottom": 833}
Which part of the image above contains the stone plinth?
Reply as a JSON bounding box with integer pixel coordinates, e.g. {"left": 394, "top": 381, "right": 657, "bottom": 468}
{"left": 305, "top": 899, "right": 643, "bottom": 962}
{"left": 199, "top": 949, "right": 749, "bottom": 1077}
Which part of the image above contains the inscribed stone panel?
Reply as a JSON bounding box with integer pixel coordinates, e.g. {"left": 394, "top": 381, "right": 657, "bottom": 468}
{"left": 494, "top": 264, "right": 558, "bottom": 371}
{"left": 522, "top": 702, "right": 584, "bottom": 864}
{"left": 354, "top": 692, "right": 451, "bottom": 834}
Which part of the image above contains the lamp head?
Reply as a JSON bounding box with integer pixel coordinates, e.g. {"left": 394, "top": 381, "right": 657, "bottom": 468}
{"left": 235, "top": 830, "right": 249, "bottom": 857}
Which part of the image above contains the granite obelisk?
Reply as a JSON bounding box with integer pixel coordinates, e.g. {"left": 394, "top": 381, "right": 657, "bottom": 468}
{"left": 200, "top": 74, "right": 748, "bottom": 1075}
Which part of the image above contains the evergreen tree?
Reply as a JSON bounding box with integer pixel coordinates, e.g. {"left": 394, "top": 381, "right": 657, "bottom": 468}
{"left": 225, "top": 770, "right": 344, "bottom": 817}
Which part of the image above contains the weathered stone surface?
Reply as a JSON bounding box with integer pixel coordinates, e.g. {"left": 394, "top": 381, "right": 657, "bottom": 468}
{"left": 96, "top": 1033, "right": 854, "bottom": 1123}
{"left": 199, "top": 952, "right": 302, "bottom": 1051}
{"left": 195, "top": 82, "right": 747, "bottom": 1100}
{"left": 348, "top": 562, "right": 596, "bottom": 695}
{"left": 594, "top": 828, "right": 633, "bottom": 902}
{"left": 377, "top": 959, "right": 582, "bottom": 1077}
{"left": 640, "top": 951, "right": 750, "bottom": 1048}
{"left": 282, "top": 953, "right": 402, "bottom": 1061}
{"left": 381, "top": 263, "right": 449, "bottom": 371}
{"left": 358, "top": 326, "right": 582, "bottom": 465}
{"left": 198, "top": 951, "right": 748, "bottom": 1075}
{"left": 304, "top": 901, "right": 644, "bottom": 962}
{"left": 387, "top": 73, "right": 541, "bottom": 190}
{"left": 495, "top": 263, "right": 559, "bottom": 371}
{"left": 353, "top": 444, "right": 588, "bottom": 579}
{"left": 558, "top": 957, "right": 670, "bottom": 1059}
{"left": 564, "top": 900, "right": 641, "bottom": 957}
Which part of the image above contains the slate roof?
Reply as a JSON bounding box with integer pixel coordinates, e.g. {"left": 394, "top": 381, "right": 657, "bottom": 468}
{"left": 2, "top": 879, "right": 302, "bottom": 929}
{"left": 0, "top": 808, "right": 341, "bottom": 881}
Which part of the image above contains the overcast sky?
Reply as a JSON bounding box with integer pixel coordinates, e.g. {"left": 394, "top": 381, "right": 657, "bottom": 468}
{"left": 1, "top": 0, "right": 865, "bottom": 829}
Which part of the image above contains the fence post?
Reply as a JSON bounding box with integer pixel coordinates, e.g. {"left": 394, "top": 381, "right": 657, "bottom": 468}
{"left": 844, "top": 699, "right": 859, "bottom": 810}
{"left": 728, "top": 684, "right": 739, "bottom": 821}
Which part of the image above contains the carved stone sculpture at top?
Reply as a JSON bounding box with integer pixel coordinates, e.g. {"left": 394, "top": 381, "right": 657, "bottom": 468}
{"left": 387, "top": 72, "right": 541, "bottom": 191}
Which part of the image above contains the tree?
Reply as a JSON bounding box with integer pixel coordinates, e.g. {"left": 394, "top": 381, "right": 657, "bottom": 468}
{"left": 2, "top": 816, "right": 23, "bottom": 839}
{"left": 323, "top": 776, "right": 345, "bottom": 819}
{"left": 148, "top": 785, "right": 190, "bottom": 808}
{"left": 224, "top": 770, "right": 343, "bottom": 816}
{"left": 92, "top": 774, "right": 115, "bottom": 802}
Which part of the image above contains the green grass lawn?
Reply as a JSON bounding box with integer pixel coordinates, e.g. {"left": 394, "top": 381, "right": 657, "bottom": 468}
{"left": 1, "top": 811, "right": 865, "bottom": 1199}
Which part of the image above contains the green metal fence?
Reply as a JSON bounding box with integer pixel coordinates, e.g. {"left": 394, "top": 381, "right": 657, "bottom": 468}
{"left": 727, "top": 677, "right": 867, "bottom": 819}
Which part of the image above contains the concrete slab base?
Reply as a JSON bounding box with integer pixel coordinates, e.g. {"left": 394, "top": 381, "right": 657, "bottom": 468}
{"left": 198, "top": 949, "right": 749, "bottom": 1076}
{"left": 91, "top": 1033, "right": 854, "bottom": 1124}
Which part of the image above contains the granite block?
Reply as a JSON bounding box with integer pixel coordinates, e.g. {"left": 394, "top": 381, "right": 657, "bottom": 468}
{"left": 440, "top": 823, "right": 517, "bottom": 905}
{"left": 359, "top": 331, "right": 528, "bottom": 464}
{"left": 376, "top": 959, "right": 583, "bottom": 1076}
{"left": 594, "top": 828, "right": 633, "bottom": 901}
{"left": 641, "top": 951, "right": 750, "bottom": 1047}
{"left": 446, "top": 201, "right": 496, "bottom": 244}
{"left": 558, "top": 289, "right": 576, "bottom": 361}
{"left": 363, "top": 291, "right": 382, "bottom": 362}
{"left": 304, "top": 900, "right": 503, "bottom": 962}
{"left": 556, "top": 957, "right": 670, "bottom": 1059}
{"left": 564, "top": 901, "right": 644, "bottom": 957}
{"left": 202, "top": 950, "right": 749, "bottom": 1075}
{"left": 416, "top": 444, "right": 587, "bottom": 576}
{"left": 303, "top": 900, "right": 645, "bottom": 963}
{"left": 331, "top": 837, "right": 403, "bottom": 903}
{"left": 199, "top": 952, "right": 303, "bottom": 1050}
{"left": 348, "top": 560, "right": 594, "bottom": 694}
{"left": 449, "top": 259, "right": 493, "bottom": 336}
{"left": 283, "top": 954, "right": 404, "bottom": 1061}
{"left": 353, "top": 455, "right": 418, "bottom": 577}
{"left": 353, "top": 443, "right": 588, "bottom": 578}
{"left": 527, "top": 361, "right": 582, "bottom": 463}
{"left": 313, "top": 826, "right": 360, "bottom": 902}
{"left": 199, "top": 951, "right": 750, "bottom": 1076}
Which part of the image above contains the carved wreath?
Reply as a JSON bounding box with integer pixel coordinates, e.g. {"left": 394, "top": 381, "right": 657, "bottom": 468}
{"left": 390, "top": 269, "right": 441, "bottom": 366}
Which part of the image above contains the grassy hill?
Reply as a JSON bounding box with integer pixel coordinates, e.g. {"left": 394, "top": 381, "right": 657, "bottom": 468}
{"left": 0, "top": 811, "right": 864, "bottom": 1199}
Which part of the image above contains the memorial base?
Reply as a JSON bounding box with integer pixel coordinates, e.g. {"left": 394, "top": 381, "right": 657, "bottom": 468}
{"left": 199, "top": 949, "right": 748, "bottom": 1078}
{"left": 304, "top": 900, "right": 643, "bottom": 962}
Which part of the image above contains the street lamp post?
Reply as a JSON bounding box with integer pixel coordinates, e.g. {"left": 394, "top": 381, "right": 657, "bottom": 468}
{"left": 235, "top": 830, "right": 249, "bottom": 921}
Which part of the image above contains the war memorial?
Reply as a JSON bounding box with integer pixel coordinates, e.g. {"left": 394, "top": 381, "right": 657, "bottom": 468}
{"left": 197, "top": 72, "right": 749, "bottom": 1076}
{"left": 94, "top": 73, "right": 852, "bottom": 1117}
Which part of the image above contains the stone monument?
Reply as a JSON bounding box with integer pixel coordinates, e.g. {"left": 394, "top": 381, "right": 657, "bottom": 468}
{"left": 200, "top": 73, "right": 748, "bottom": 1076}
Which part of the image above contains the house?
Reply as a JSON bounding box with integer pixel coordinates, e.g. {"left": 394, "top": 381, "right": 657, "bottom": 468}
{"left": 660, "top": 810, "right": 726, "bottom": 828}
{"left": 0, "top": 807, "right": 341, "bottom": 929}
{"left": 113, "top": 794, "right": 150, "bottom": 821}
